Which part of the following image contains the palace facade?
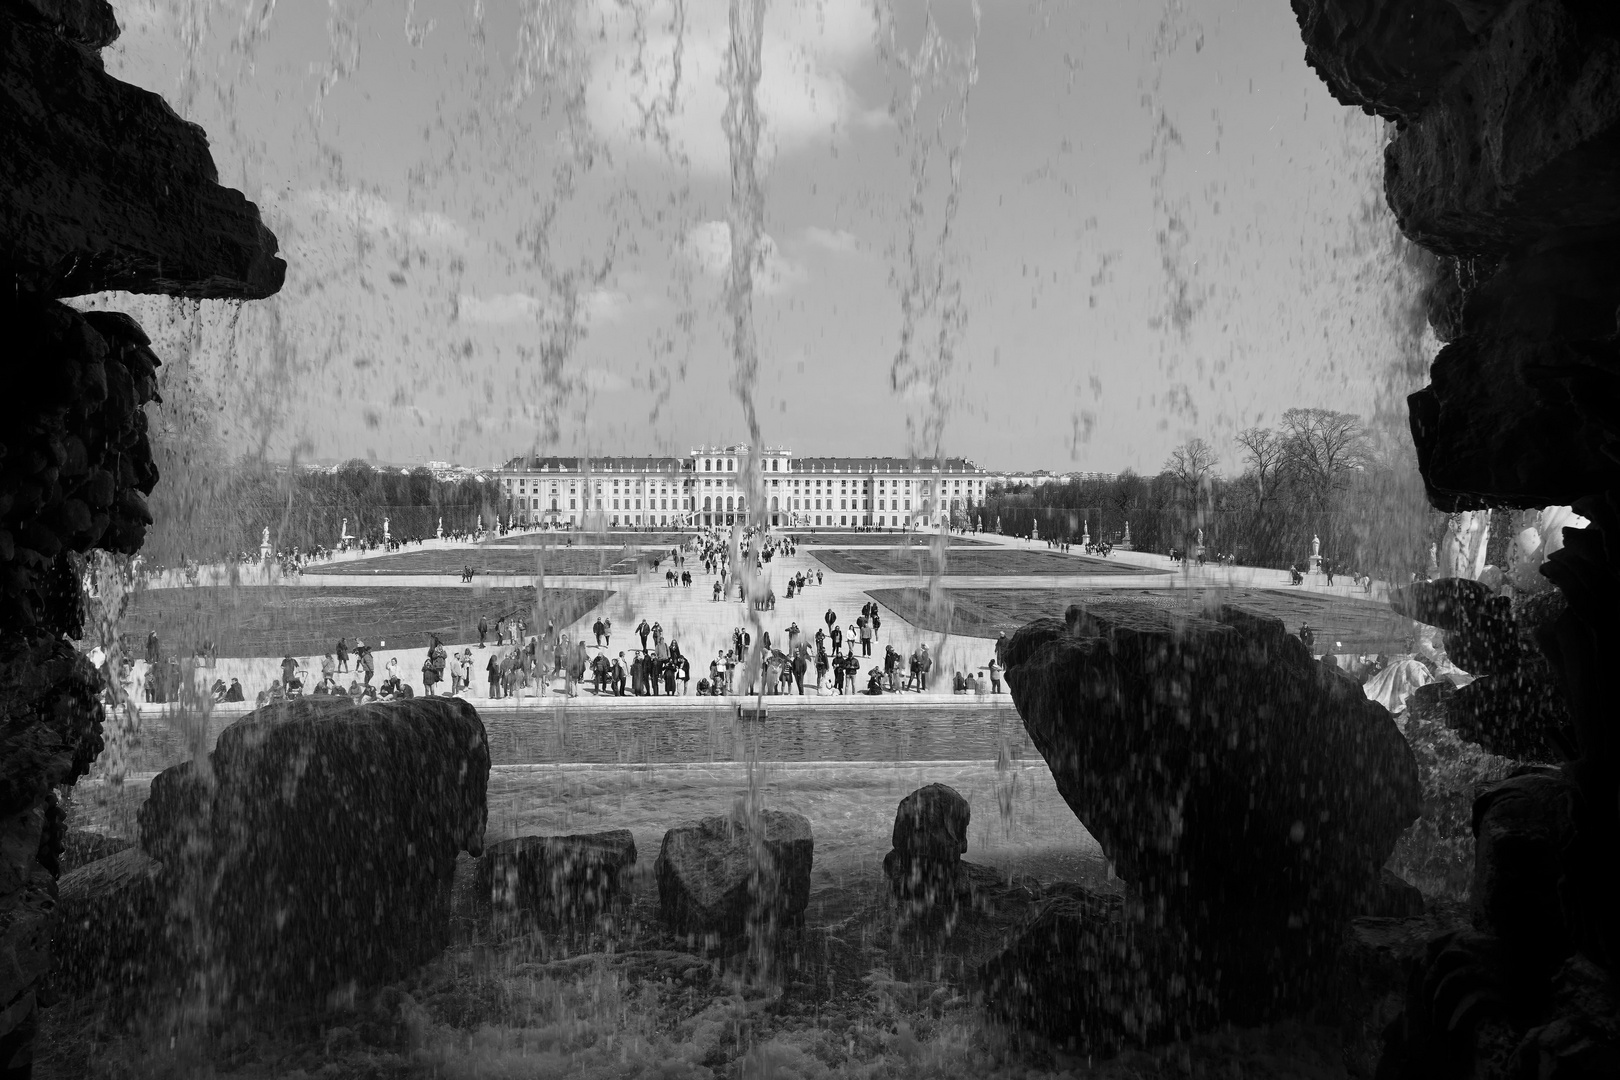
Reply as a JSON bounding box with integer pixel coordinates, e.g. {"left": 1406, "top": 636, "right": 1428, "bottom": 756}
{"left": 494, "top": 445, "right": 989, "bottom": 530}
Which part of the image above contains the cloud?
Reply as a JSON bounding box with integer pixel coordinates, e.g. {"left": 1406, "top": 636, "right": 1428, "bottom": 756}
{"left": 683, "top": 220, "right": 804, "bottom": 295}
{"left": 456, "top": 287, "right": 632, "bottom": 327}
{"left": 584, "top": 0, "right": 880, "bottom": 174}
{"left": 803, "top": 226, "right": 861, "bottom": 255}
{"left": 296, "top": 189, "right": 467, "bottom": 247}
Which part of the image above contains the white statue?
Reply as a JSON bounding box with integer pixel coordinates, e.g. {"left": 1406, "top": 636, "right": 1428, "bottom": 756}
{"left": 1031, "top": 519, "right": 1039, "bottom": 540}
{"left": 1439, "top": 510, "right": 1492, "bottom": 581}
{"left": 1122, "top": 520, "right": 1131, "bottom": 544}
{"left": 1082, "top": 520, "right": 1090, "bottom": 545}
{"left": 436, "top": 517, "right": 444, "bottom": 539}
{"left": 1311, "top": 534, "right": 1321, "bottom": 559}
{"left": 1506, "top": 506, "right": 1588, "bottom": 593}
{"left": 1196, "top": 527, "right": 1204, "bottom": 547}
{"left": 339, "top": 517, "right": 352, "bottom": 545}
{"left": 259, "top": 527, "right": 272, "bottom": 562}
{"left": 383, "top": 517, "right": 391, "bottom": 543}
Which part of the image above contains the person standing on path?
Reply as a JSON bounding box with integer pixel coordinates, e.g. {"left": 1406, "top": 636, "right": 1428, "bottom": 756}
{"left": 356, "top": 640, "right": 375, "bottom": 686}
{"left": 637, "top": 619, "right": 651, "bottom": 654}
{"left": 281, "top": 654, "right": 297, "bottom": 689}
{"left": 613, "top": 652, "right": 628, "bottom": 696}
{"left": 792, "top": 645, "right": 808, "bottom": 695}
{"left": 858, "top": 618, "right": 872, "bottom": 656}
{"left": 336, "top": 637, "right": 349, "bottom": 672}
{"left": 918, "top": 643, "right": 933, "bottom": 692}
{"left": 593, "top": 618, "right": 606, "bottom": 646}
{"left": 478, "top": 616, "right": 489, "bottom": 648}
{"left": 824, "top": 608, "right": 837, "bottom": 637}
{"left": 602, "top": 617, "right": 612, "bottom": 646}
{"left": 988, "top": 655, "right": 1002, "bottom": 693}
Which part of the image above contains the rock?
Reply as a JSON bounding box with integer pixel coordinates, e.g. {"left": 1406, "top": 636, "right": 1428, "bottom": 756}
{"left": 1327, "top": 908, "right": 1470, "bottom": 1077}
{"left": 1290, "top": 0, "right": 1490, "bottom": 123}
{"left": 655, "top": 810, "right": 812, "bottom": 942}
{"left": 1000, "top": 600, "right": 1422, "bottom": 1024}
{"left": 0, "top": 11, "right": 285, "bottom": 298}
{"left": 882, "top": 784, "right": 971, "bottom": 921}
{"left": 889, "top": 783, "right": 969, "bottom": 860}
{"left": 0, "top": 630, "right": 103, "bottom": 818}
{"left": 137, "top": 696, "right": 490, "bottom": 1000}
{"left": 1384, "top": 1, "right": 1620, "bottom": 256}
{"left": 1470, "top": 768, "right": 1579, "bottom": 982}
{"left": 58, "top": 829, "right": 131, "bottom": 874}
{"left": 1360, "top": 868, "right": 1426, "bottom": 918}
{"left": 978, "top": 885, "right": 1160, "bottom": 1052}
{"left": 9, "top": 0, "right": 120, "bottom": 49}
{"left": 52, "top": 846, "right": 166, "bottom": 994}
{"left": 0, "top": 803, "right": 55, "bottom": 1072}
{"left": 1408, "top": 335, "right": 1620, "bottom": 512}
{"left": 475, "top": 830, "right": 637, "bottom": 927}
{"left": 1508, "top": 954, "right": 1620, "bottom": 1078}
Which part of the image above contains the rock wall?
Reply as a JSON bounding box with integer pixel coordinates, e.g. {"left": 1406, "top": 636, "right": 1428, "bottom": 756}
{"left": 1291, "top": 0, "right": 1620, "bottom": 1074}
{"left": 0, "top": 0, "right": 283, "bottom": 1069}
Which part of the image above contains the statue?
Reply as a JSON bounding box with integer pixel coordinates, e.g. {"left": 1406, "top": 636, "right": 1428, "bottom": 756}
{"left": 339, "top": 517, "right": 353, "bottom": 546}
{"left": 1082, "top": 520, "right": 1091, "bottom": 546}
{"left": 1311, "top": 534, "right": 1321, "bottom": 558}
{"left": 383, "top": 517, "right": 390, "bottom": 544}
{"left": 1196, "top": 527, "right": 1204, "bottom": 547}
{"left": 436, "top": 517, "right": 444, "bottom": 539}
{"left": 1122, "top": 520, "right": 1131, "bottom": 544}
{"left": 1032, "top": 519, "right": 1039, "bottom": 541}
{"left": 1439, "top": 509, "right": 1491, "bottom": 581}
{"left": 260, "top": 527, "right": 272, "bottom": 562}
{"left": 996, "top": 515, "right": 1003, "bottom": 534}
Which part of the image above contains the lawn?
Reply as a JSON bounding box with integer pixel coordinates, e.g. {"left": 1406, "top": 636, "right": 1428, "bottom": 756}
{"left": 115, "top": 585, "right": 612, "bottom": 659}
{"left": 870, "top": 585, "right": 1412, "bottom": 651}
{"left": 489, "top": 531, "right": 695, "bottom": 547}
{"left": 793, "top": 531, "right": 991, "bottom": 546}
{"left": 813, "top": 548, "right": 1162, "bottom": 576}
{"left": 307, "top": 547, "right": 660, "bottom": 576}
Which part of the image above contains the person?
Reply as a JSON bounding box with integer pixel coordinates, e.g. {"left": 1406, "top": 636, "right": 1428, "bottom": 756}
{"left": 830, "top": 623, "right": 844, "bottom": 655}
{"left": 602, "top": 617, "right": 612, "bottom": 645}
{"left": 866, "top": 666, "right": 886, "bottom": 695}
{"left": 494, "top": 618, "right": 505, "bottom": 647}
{"left": 210, "top": 678, "right": 229, "bottom": 703}
{"left": 637, "top": 619, "right": 651, "bottom": 653}
{"left": 281, "top": 654, "right": 297, "bottom": 689}
{"left": 421, "top": 655, "right": 438, "bottom": 696}
{"left": 336, "top": 637, "right": 349, "bottom": 672}
{"left": 816, "top": 570, "right": 823, "bottom": 586}
{"left": 613, "top": 652, "right": 628, "bottom": 696}
{"left": 792, "top": 645, "right": 808, "bottom": 695}
{"left": 1299, "top": 623, "right": 1316, "bottom": 655}
{"left": 953, "top": 670, "right": 967, "bottom": 694}
{"left": 145, "top": 630, "right": 162, "bottom": 666}
{"left": 824, "top": 607, "right": 837, "bottom": 635}
{"left": 478, "top": 616, "right": 489, "bottom": 647}
{"left": 907, "top": 648, "right": 921, "bottom": 692}
{"left": 1323, "top": 559, "right": 1335, "bottom": 586}
{"left": 859, "top": 617, "right": 872, "bottom": 656}
{"left": 1289, "top": 563, "right": 1304, "bottom": 586}
{"left": 713, "top": 579, "right": 723, "bottom": 602}
{"left": 321, "top": 653, "right": 336, "bottom": 682}
{"left": 487, "top": 650, "right": 502, "bottom": 698}
{"left": 225, "top": 678, "right": 244, "bottom": 702}
{"left": 593, "top": 618, "right": 606, "bottom": 646}
{"left": 988, "top": 655, "right": 1002, "bottom": 693}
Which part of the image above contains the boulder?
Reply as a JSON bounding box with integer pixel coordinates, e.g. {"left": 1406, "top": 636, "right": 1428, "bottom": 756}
{"left": 0, "top": 11, "right": 284, "bottom": 298}
{"left": 655, "top": 810, "right": 812, "bottom": 942}
{"left": 1384, "top": 0, "right": 1620, "bottom": 256}
{"left": 1360, "top": 868, "right": 1426, "bottom": 918}
{"left": 882, "top": 784, "right": 970, "bottom": 919}
{"left": 999, "top": 600, "right": 1422, "bottom": 1023}
{"left": 1290, "top": 0, "right": 1491, "bottom": 123}
{"left": 58, "top": 829, "right": 132, "bottom": 874}
{"left": 475, "top": 830, "right": 637, "bottom": 927}
{"left": 52, "top": 846, "right": 166, "bottom": 994}
{"left": 1470, "top": 768, "right": 1579, "bottom": 983}
{"left": 137, "top": 696, "right": 490, "bottom": 1001}
{"left": 1408, "top": 335, "right": 1620, "bottom": 512}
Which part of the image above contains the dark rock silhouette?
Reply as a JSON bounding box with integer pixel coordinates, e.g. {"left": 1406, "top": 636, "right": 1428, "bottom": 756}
{"left": 475, "top": 829, "right": 637, "bottom": 928}
{"left": 0, "top": 0, "right": 282, "bottom": 1062}
{"left": 136, "top": 697, "right": 489, "bottom": 1001}
{"left": 991, "top": 599, "right": 1420, "bottom": 1040}
{"left": 882, "top": 783, "right": 971, "bottom": 921}
{"left": 1294, "top": 1, "right": 1620, "bottom": 1073}
{"left": 52, "top": 847, "right": 165, "bottom": 996}
{"left": 655, "top": 810, "right": 812, "bottom": 942}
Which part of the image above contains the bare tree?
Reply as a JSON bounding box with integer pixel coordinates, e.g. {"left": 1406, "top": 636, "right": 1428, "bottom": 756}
{"left": 1164, "top": 437, "right": 1218, "bottom": 500}
{"left": 1280, "top": 408, "right": 1370, "bottom": 506}
{"left": 1234, "top": 426, "right": 1286, "bottom": 515}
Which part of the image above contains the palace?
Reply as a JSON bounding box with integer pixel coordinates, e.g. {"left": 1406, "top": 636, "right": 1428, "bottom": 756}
{"left": 494, "top": 445, "right": 989, "bottom": 530}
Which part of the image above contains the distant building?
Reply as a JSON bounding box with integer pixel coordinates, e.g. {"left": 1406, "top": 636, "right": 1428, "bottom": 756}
{"left": 493, "top": 444, "right": 989, "bottom": 529}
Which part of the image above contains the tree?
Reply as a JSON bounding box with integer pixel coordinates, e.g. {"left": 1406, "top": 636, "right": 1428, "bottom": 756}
{"left": 1279, "top": 408, "right": 1370, "bottom": 506}
{"left": 1164, "top": 437, "right": 1218, "bottom": 500}
{"left": 1234, "top": 426, "right": 1286, "bottom": 515}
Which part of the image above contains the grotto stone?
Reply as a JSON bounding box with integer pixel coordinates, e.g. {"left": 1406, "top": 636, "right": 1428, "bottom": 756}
{"left": 1361, "top": 868, "right": 1426, "bottom": 919}
{"left": 137, "top": 696, "right": 490, "bottom": 1001}
{"left": 1470, "top": 768, "right": 1579, "bottom": 984}
{"left": 52, "top": 846, "right": 166, "bottom": 995}
{"left": 58, "top": 829, "right": 131, "bottom": 875}
{"left": 8, "top": 0, "right": 121, "bottom": 50}
{"left": 0, "top": 10, "right": 285, "bottom": 298}
{"left": 3, "top": 299, "right": 163, "bottom": 629}
{"left": 882, "top": 784, "right": 971, "bottom": 920}
{"left": 1507, "top": 954, "right": 1620, "bottom": 1078}
{"left": 1390, "top": 580, "right": 1573, "bottom": 760}
{"left": 1383, "top": 0, "right": 1620, "bottom": 257}
{"left": 474, "top": 829, "right": 637, "bottom": 927}
{"left": 655, "top": 810, "right": 812, "bottom": 942}
{"left": 998, "top": 600, "right": 1421, "bottom": 1030}
{"left": 1408, "top": 335, "right": 1620, "bottom": 512}
{"left": 1289, "top": 0, "right": 1495, "bottom": 123}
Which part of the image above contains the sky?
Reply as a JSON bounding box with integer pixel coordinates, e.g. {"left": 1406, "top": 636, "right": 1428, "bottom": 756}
{"left": 98, "top": 0, "right": 1430, "bottom": 474}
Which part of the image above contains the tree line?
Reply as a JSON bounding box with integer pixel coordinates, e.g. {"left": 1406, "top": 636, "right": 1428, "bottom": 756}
{"left": 981, "top": 408, "right": 1443, "bottom": 578}
{"left": 145, "top": 460, "right": 505, "bottom": 563}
